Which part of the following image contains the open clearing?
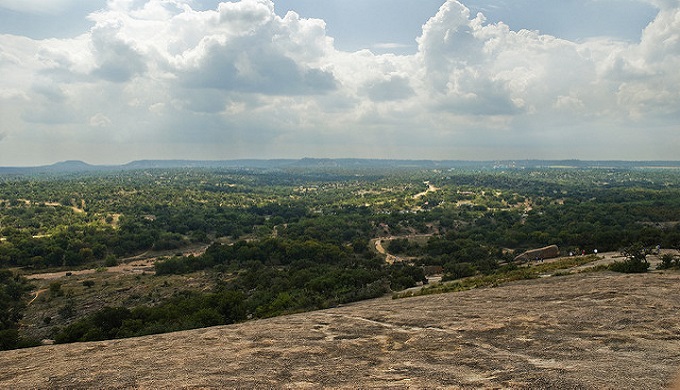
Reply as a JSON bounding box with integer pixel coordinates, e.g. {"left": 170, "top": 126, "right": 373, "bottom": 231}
{"left": 2, "top": 270, "right": 680, "bottom": 389}
{"left": 23, "top": 244, "right": 211, "bottom": 281}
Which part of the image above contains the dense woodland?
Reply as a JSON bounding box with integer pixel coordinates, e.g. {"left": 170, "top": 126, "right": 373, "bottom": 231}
{"left": 2, "top": 162, "right": 680, "bottom": 348}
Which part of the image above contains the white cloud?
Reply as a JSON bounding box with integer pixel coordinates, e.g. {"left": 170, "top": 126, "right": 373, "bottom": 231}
{"left": 90, "top": 22, "right": 147, "bottom": 82}
{"left": 607, "top": 5, "right": 680, "bottom": 121}
{"left": 372, "top": 42, "right": 411, "bottom": 50}
{"left": 0, "top": 0, "right": 679, "bottom": 164}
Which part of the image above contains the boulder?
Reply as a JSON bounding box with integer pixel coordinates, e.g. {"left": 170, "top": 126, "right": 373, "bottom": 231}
{"left": 514, "top": 245, "right": 560, "bottom": 262}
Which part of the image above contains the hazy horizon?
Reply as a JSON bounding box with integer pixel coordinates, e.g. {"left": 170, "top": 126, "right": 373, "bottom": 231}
{"left": 1, "top": 0, "right": 678, "bottom": 165}
{"left": 4, "top": 157, "right": 680, "bottom": 169}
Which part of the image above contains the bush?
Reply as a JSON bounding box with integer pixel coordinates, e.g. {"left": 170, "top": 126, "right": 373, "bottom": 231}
{"left": 104, "top": 255, "right": 118, "bottom": 267}
{"left": 0, "top": 329, "right": 19, "bottom": 350}
{"left": 657, "top": 253, "right": 679, "bottom": 270}
{"left": 610, "top": 244, "right": 649, "bottom": 273}
{"left": 442, "top": 262, "right": 476, "bottom": 281}
{"left": 609, "top": 261, "right": 648, "bottom": 273}
{"left": 49, "top": 282, "right": 64, "bottom": 297}
{"left": 58, "top": 299, "right": 76, "bottom": 319}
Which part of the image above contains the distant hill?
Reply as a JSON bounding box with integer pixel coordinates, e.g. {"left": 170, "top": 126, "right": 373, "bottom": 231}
{"left": 1, "top": 158, "right": 680, "bottom": 175}
{"left": 121, "top": 159, "right": 298, "bottom": 170}
{"left": 42, "top": 160, "right": 104, "bottom": 172}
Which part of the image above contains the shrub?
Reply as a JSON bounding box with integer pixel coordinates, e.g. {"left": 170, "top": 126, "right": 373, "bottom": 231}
{"left": 610, "top": 244, "right": 649, "bottom": 273}
{"left": 58, "top": 300, "right": 76, "bottom": 318}
{"left": 442, "top": 262, "right": 476, "bottom": 281}
{"left": 104, "top": 255, "right": 118, "bottom": 267}
{"left": 49, "top": 282, "right": 64, "bottom": 297}
{"left": 0, "top": 329, "right": 19, "bottom": 350}
{"left": 657, "top": 253, "right": 678, "bottom": 270}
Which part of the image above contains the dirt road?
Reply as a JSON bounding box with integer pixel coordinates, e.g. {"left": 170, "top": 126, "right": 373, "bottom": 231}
{"left": 373, "top": 239, "right": 398, "bottom": 264}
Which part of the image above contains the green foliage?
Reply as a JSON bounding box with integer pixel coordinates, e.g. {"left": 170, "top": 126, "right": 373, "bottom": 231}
{"left": 49, "top": 281, "right": 64, "bottom": 297}
{"left": 0, "top": 329, "right": 19, "bottom": 350}
{"left": 0, "top": 270, "right": 33, "bottom": 350}
{"left": 395, "top": 256, "right": 595, "bottom": 299}
{"left": 386, "top": 238, "right": 422, "bottom": 256}
{"left": 55, "top": 289, "right": 248, "bottom": 343}
{"left": 389, "top": 263, "right": 426, "bottom": 291}
{"left": 104, "top": 255, "right": 118, "bottom": 267}
{"left": 442, "top": 262, "right": 476, "bottom": 281}
{"left": 609, "top": 244, "right": 650, "bottom": 273}
{"left": 58, "top": 299, "right": 77, "bottom": 319}
{"left": 657, "top": 253, "right": 680, "bottom": 270}
{"left": 5, "top": 165, "right": 680, "bottom": 347}
{"left": 82, "top": 280, "right": 95, "bottom": 288}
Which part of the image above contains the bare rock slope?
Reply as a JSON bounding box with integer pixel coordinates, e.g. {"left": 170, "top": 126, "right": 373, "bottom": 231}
{"left": 2, "top": 271, "right": 680, "bottom": 389}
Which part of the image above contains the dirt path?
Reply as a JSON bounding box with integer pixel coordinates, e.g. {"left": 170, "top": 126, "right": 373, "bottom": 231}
{"left": 373, "top": 239, "right": 398, "bottom": 264}
{"left": 40, "top": 201, "right": 84, "bottom": 214}
{"left": 371, "top": 234, "right": 436, "bottom": 265}
{"left": 27, "top": 289, "right": 47, "bottom": 306}
{"left": 413, "top": 181, "right": 439, "bottom": 199}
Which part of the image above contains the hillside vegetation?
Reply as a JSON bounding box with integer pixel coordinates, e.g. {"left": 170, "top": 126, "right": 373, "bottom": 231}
{"left": 1, "top": 162, "right": 680, "bottom": 348}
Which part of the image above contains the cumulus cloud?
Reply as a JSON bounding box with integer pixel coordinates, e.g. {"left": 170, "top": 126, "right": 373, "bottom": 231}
{"left": 90, "top": 23, "right": 147, "bottom": 82}
{"left": 84, "top": 0, "right": 337, "bottom": 93}
{"left": 178, "top": 38, "right": 336, "bottom": 94}
{"left": 614, "top": 5, "right": 680, "bottom": 119}
{"left": 0, "top": 0, "right": 679, "bottom": 164}
{"left": 418, "top": 2, "right": 596, "bottom": 118}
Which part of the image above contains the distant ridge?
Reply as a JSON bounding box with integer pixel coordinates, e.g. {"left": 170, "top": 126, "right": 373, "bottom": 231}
{"left": 1, "top": 159, "right": 680, "bottom": 175}
{"left": 43, "top": 160, "right": 103, "bottom": 172}
{"left": 122, "top": 159, "right": 296, "bottom": 170}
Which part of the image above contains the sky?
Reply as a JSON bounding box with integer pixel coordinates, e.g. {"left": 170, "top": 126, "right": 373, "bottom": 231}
{"left": 0, "top": 0, "right": 677, "bottom": 166}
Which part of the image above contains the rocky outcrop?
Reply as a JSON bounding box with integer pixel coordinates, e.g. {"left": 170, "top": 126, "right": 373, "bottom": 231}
{"left": 514, "top": 245, "right": 560, "bottom": 262}
{"left": 2, "top": 272, "right": 680, "bottom": 389}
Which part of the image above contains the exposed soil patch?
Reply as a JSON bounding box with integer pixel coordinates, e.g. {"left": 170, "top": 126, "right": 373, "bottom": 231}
{"left": 23, "top": 244, "right": 211, "bottom": 281}
{"left": 413, "top": 181, "right": 439, "bottom": 199}
{"left": 3, "top": 271, "right": 680, "bottom": 389}
{"left": 24, "top": 260, "right": 156, "bottom": 281}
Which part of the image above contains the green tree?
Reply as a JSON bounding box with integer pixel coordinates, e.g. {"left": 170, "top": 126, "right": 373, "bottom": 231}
{"left": 0, "top": 270, "right": 32, "bottom": 350}
{"left": 610, "top": 244, "right": 649, "bottom": 273}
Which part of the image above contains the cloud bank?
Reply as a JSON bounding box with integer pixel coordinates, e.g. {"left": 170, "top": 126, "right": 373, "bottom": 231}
{"left": 0, "top": 0, "right": 678, "bottom": 165}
